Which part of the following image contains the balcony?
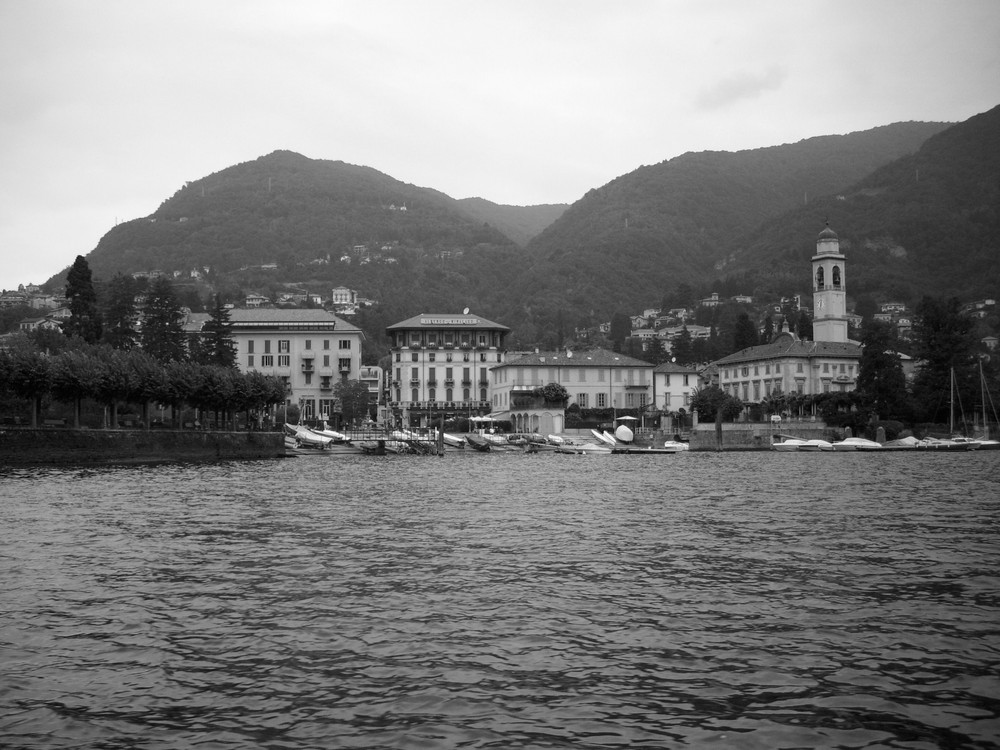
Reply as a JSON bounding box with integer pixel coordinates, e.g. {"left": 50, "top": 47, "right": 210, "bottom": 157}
{"left": 410, "top": 378, "right": 421, "bottom": 385}
{"left": 339, "top": 365, "right": 351, "bottom": 373}
{"left": 427, "top": 379, "right": 437, "bottom": 386}
{"left": 444, "top": 378, "right": 455, "bottom": 385}
{"left": 461, "top": 379, "right": 472, "bottom": 386}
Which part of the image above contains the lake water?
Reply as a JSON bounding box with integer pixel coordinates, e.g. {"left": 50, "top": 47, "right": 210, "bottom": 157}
{"left": 1, "top": 451, "right": 999, "bottom": 749}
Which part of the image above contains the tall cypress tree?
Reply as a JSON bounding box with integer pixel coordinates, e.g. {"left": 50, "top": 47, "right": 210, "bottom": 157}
{"left": 102, "top": 273, "right": 139, "bottom": 350}
{"left": 733, "top": 312, "right": 759, "bottom": 351}
{"left": 200, "top": 295, "right": 237, "bottom": 368}
{"left": 63, "top": 255, "right": 102, "bottom": 343}
{"left": 141, "top": 277, "right": 187, "bottom": 362}
{"left": 910, "top": 295, "right": 977, "bottom": 424}
{"left": 796, "top": 309, "right": 814, "bottom": 341}
{"left": 856, "top": 320, "right": 908, "bottom": 419}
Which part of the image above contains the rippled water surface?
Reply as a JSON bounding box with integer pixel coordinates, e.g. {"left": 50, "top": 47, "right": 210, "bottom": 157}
{"left": 2, "top": 451, "right": 999, "bottom": 749}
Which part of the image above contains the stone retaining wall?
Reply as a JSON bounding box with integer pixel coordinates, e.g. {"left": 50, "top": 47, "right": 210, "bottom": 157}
{"left": 690, "top": 421, "right": 836, "bottom": 451}
{"left": 0, "top": 428, "right": 285, "bottom": 466}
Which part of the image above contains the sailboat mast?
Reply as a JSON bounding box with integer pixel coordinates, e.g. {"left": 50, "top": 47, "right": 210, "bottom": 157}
{"left": 950, "top": 368, "right": 955, "bottom": 435}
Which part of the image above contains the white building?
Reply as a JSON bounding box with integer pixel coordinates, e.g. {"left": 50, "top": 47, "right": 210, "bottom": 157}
{"left": 715, "top": 225, "right": 861, "bottom": 402}
{"left": 331, "top": 286, "right": 358, "bottom": 305}
{"left": 229, "top": 309, "right": 365, "bottom": 423}
{"left": 652, "top": 362, "right": 700, "bottom": 414}
{"left": 491, "top": 348, "right": 654, "bottom": 433}
{"left": 385, "top": 311, "right": 510, "bottom": 427}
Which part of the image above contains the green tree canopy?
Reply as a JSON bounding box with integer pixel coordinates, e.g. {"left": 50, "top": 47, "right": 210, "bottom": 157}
{"left": 733, "top": 312, "right": 759, "bottom": 352}
{"left": 63, "top": 255, "right": 102, "bottom": 343}
{"left": 333, "top": 378, "right": 372, "bottom": 427}
{"left": 197, "top": 295, "right": 237, "bottom": 367}
{"left": 856, "top": 320, "right": 908, "bottom": 419}
{"left": 796, "top": 309, "right": 813, "bottom": 341}
{"left": 102, "top": 273, "right": 139, "bottom": 350}
{"left": 141, "top": 277, "right": 187, "bottom": 362}
{"left": 910, "top": 295, "right": 977, "bottom": 424}
{"left": 690, "top": 385, "right": 744, "bottom": 422}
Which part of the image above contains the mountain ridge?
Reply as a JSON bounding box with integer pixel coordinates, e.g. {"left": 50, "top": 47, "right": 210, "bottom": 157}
{"left": 41, "top": 108, "right": 999, "bottom": 354}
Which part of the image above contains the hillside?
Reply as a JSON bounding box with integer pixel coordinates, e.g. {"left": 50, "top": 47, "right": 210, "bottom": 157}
{"left": 455, "top": 198, "right": 568, "bottom": 246}
{"left": 513, "top": 121, "right": 951, "bottom": 322}
{"left": 45, "top": 110, "right": 1000, "bottom": 355}
{"left": 722, "top": 103, "right": 1000, "bottom": 303}
{"left": 79, "top": 151, "right": 522, "bottom": 281}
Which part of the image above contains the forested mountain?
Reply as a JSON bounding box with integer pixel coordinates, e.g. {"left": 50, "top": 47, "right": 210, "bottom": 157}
{"left": 44, "top": 107, "right": 1000, "bottom": 354}
{"left": 455, "top": 198, "right": 568, "bottom": 246}
{"left": 79, "top": 151, "right": 526, "bottom": 282}
{"left": 512, "top": 121, "right": 951, "bottom": 321}
{"left": 722, "top": 104, "right": 1000, "bottom": 304}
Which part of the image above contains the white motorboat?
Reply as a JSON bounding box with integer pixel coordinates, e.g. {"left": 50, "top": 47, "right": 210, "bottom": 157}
{"left": 556, "top": 439, "right": 612, "bottom": 455}
{"left": 285, "top": 423, "right": 333, "bottom": 447}
{"left": 772, "top": 438, "right": 808, "bottom": 452}
{"left": 831, "top": 437, "right": 882, "bottom": 451}
{"left": 662, "top": 440, "right": 690, "bottom": 452}
{"left": 799, "top": 439, "right": 834, "bottom": 451}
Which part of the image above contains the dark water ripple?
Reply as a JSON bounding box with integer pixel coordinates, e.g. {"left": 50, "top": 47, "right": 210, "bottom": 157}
{"left": 2, "top": 452, "right": 999, "bottom": 749}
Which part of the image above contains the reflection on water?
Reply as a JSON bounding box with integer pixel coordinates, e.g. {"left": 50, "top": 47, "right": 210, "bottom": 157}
{"left": 1, "top": 453, "right": 999, "bottom": 748}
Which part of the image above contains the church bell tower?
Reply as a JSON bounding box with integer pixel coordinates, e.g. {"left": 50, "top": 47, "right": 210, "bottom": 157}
{"left": 812, "top": 223, "right": 848, "bottom": 343}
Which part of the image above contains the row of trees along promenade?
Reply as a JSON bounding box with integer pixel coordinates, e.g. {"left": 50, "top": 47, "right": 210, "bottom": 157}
{"left": 1, "top": 256, "right": 288, "bottom": 430}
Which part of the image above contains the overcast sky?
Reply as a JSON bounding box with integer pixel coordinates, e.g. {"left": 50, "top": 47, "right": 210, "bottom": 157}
{"left": 2, "top": 0, "right": 998, "bottom": 292}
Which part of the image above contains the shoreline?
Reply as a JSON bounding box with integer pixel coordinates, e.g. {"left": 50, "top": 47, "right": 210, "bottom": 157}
{"left": 0, "top": 427, "right": 286, "bottom": 467}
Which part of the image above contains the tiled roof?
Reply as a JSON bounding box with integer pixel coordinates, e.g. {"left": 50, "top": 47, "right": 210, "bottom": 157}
{"left": 387, "top": 312, "right": 509, "bottom": 331}
{"left": 714, "top": 335, "right": 861, "bottom": 366}
{"left": 653, "top": 362, "right": 701, "bottom": 374}
{"left": 229, "top": 308, "right": 362, "bottom": 332}
{"left": 503, "top": 348, "right": 653, "bottom": 368}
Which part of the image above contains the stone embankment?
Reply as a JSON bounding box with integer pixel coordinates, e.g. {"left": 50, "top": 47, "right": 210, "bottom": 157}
{"left": 0, "top": 428, "right": 285, "bottom": 466}
{"left": 689, "top": 420, "right": 834, "bottom": 451}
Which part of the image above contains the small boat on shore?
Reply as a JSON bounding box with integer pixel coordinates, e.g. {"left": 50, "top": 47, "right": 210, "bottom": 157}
{"left": 556, "top": 440, "right": 612, "bottom": 455}
{"left": 662, "top": 440, "right": 690, "bottom": 452}
{"left": 799, "top": 439, "right": 834, "bottom": 452}
{"left": 592, "top": 429, "right": 616, "bottom": 446}
{"left": 465, "top": 434, "right": 491, "bottom": 452}
{"left": 285, "top": 423, "right": 333, "bottom": 448}
{"left": 831, "top": 437, "right": 883, "bottom": 451}
{"left": 772, "top": 438, "right": 808, "bottom": 452}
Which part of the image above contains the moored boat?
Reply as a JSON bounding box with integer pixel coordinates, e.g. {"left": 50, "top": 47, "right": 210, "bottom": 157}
{"left": 662, "top": 440, "right": 690, "bottom": 452}
{"left": 465, "top": 434, "right": 491, "bottom": 452}
{"left": 556, "top": 440, "right": 612, "bottom": 455}
{"left": 799, "top": 439, "right": 834, "bottom": 451}
{"left": 772, "top": 438, "right": 808, "bottom": 452}
{"left": 285, "top": 423, "right": 333, "bottom": 448}
{"left": 915, "top": 437, "right": 977, "bottom": 451}
{"left": 831, "top": 437, "right": 883, "bottom": 451}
